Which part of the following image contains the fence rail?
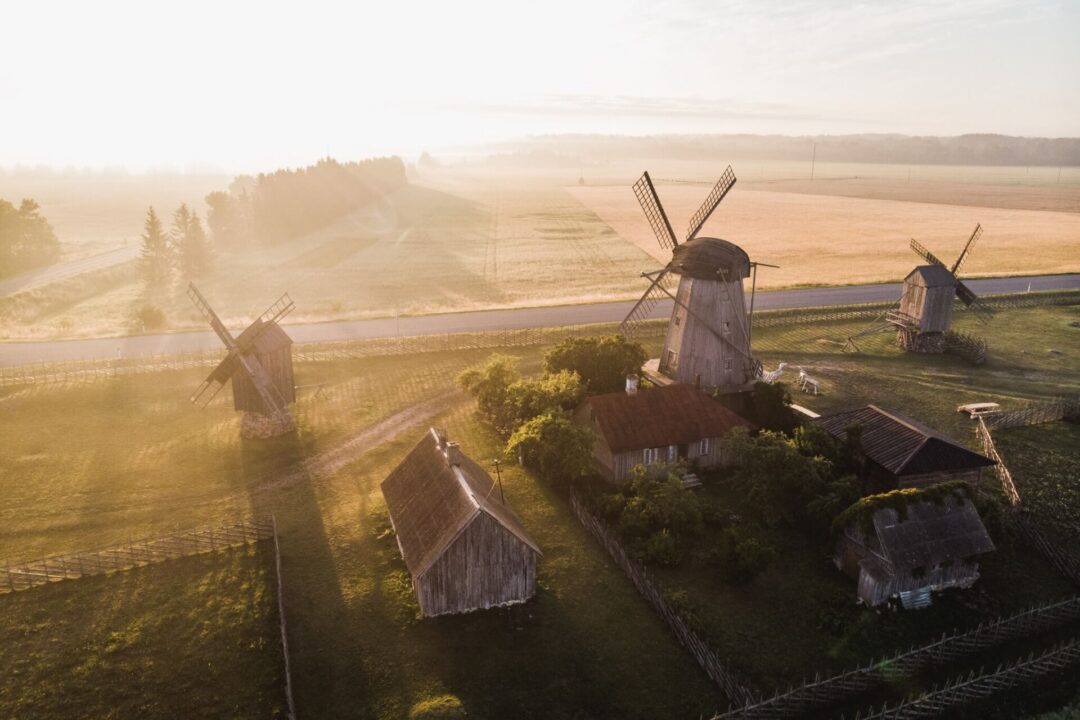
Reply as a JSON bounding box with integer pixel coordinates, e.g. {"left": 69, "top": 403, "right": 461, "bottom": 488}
{"left": 853, "top": 637, "right": 1080, "bottom": 720}
{"left": 976, "top": 417, "right": 1021, "bottom": 507}
{"left": 2, "top": 289, "right": 1077, "bottom": 389}
{"left": 568, "top": 493, "right": 755, "bottom": 706}
{"left": 1, "top": 518, "right": 274, "bottom": 594}
{"left": 982, "top": 395, "right": 1080, "bottom": 430}
{"left": 716, "top": 595, "right": 1080, "bottom": 719}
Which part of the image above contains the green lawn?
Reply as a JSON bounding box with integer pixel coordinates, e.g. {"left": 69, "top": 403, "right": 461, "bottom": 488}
{"left": 0, "top": 545, "right": 283, "bottom": 720}
{"left": 994, "top": 421, "right": 1080, "bottom": 545}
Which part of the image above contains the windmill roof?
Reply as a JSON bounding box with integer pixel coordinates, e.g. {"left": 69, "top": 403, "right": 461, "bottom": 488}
{"left": 815, "top": 405, "right": 995, "bottom": 476}
{"left": 380, "top": 429, "right": 540, "bottom": 578}
{"left": 235, "top": 318, "right": 293, "bottom": 355}
{"left": 583, "top": 384, "right": 754, "bottom": 453}
{"left": 861, "top": 494, "right": 995, "bottom": 571}
{"left": 671, "top": 237, "right": 751, "bottom": 280}
{"left": 908, "top": 264, "right": 957, "bottom": 288}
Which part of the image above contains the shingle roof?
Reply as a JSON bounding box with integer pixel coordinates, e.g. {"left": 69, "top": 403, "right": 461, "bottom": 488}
{"left": 908, "top": 264, "right": 957, "bottom": 288}
{"left": 583, "top": 384, "right": 754, "bottom": 453}
{"left": 815, "top": 405, "right": 995, "bottom": 476}
{"left": 380, "top": 429, "right": 540, "bottom": 578}
{"left": 869, "top": 496, "right": 995, "bottom": 570}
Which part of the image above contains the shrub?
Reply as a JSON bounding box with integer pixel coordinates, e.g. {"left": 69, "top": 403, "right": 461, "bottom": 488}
{"left": 135, "top": 304, "right": 167, "bottom": 331}
{"left": 644, "top": 529, "right": 680, "bottom": 566}
{"left": 544, "top": 335, "right": 646, "bottom": 394}
{"left": 409, "top": 694, "right": 466, "bottom": 719}
{"left": 708, "top": 527, "right": 777, "bottom": 584}
{"left": 505, "top": 412, "right": 594, "bottom": 484}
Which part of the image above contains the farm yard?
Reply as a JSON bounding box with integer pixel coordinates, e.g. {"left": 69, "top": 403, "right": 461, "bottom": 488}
{"left": 1, "top": 296, "right": 1078, "bottom": 718}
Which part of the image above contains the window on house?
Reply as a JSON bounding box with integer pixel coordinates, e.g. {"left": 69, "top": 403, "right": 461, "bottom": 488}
{"left": 666, "top": 349, "right": 677, "bottom": 368}
{"left": 643, "top": 447, "right": 657, "bottom": 465}
{"left": 667, "top": 445, "right": 677, "bottom": 463}
{"left": 724, "top": 358, "right": 733, "bottom": 371}
{"left": 723, "top": 321, "right": 731, "bottom": 334}
{"left": 674, "top": 315, "right": 681, "bottom": 326}
{"left": 699, "top": 437, "right": 710, "bottom": 455}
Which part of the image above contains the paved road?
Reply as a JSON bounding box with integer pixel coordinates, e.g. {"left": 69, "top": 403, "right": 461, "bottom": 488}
{"left": 0, "top": 246, "right": 137, "bottom": 298}
{"left": 1, "top": 274, "right": 1076, "bottom": 367}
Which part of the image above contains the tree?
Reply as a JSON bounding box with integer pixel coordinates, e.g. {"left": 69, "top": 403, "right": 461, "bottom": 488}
{"left": 138, "top": 206, "right": 171, "bottom": 284}
{"left": 505, "top": 412, "right": 594, "bottom": 484}
{"left": 544, "top": 335, "right": 646, "bottom": 395}
{"left": 743, "top": 380, "right": 797, "bottom": 433}
{"left": 172, "top": 205, "right": 213, "bottom": 279}
{"left": 503, "top": 370, "right": 584, "bottom": 433}
{"left": 0, "top": 197, "right": 60, "bottom": 278}
{"left": 610, "top": 465, "right": 704, "bottom": 565}
{"left": 725, "top": 427, "right": 832, "bottom": 527}
{"left": 457, "top": 355, "right": 519, "bottom": 431}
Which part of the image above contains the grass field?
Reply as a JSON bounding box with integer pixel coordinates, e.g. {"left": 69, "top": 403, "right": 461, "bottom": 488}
{"left": 0, "top": 545, "right": 283, "bottom": 719}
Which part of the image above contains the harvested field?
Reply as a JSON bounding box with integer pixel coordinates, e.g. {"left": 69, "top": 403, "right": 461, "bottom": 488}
{"left": 567, "top": 185, "right": 1080, "bottom": 287}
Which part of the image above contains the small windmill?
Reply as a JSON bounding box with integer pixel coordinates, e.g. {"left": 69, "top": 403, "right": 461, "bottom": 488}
{"left": 885, "top": 224, "right": 994, "bottom": 353}
{"left": 188, "top": 283, "right": 297, "bottom": 438}
{"left": 620, "top": 168, "right": 775, "bottom": 393}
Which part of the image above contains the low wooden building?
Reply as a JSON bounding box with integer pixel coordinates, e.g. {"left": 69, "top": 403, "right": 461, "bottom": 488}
{"left": 575, "top": 382, "right": 754, "bottom": 484}
{"left": 834, "top": 489, "right": 995, "bottom": 608}
{"left": 381, "top": 428, "right": 541, "bottom": 617}
{"left": 815, "top": 405, "right": 995, "bottom": 495}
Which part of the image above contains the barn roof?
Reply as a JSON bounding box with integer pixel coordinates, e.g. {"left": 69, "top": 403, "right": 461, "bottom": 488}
{"left": 815, "top": 405, "right": 995, "bottom": 476}
{"left": 380, "top": 429, "right": 540, "bottom": 578}
{"left": 864, "top": 494, "right": 995, "bottom": 571}
{"left": 907, "top": 264, "right": 957, "bottom": 288}
{"left": 583, "top": 384, "right": 754, "bottom": 453}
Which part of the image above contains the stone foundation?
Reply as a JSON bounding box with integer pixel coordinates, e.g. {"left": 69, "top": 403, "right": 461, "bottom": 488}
{"left": 240, "top": 410, "right": 296, "bottom": 439}
{"left": 896, "top": 330, "right": 946, "bottom": 354}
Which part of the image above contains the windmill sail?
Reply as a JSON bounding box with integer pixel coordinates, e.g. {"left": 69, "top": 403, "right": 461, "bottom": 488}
{"left": 632, "top": 172, "right": 678, "bottom": 251}
{"left": 686, "top": 165, "right": 736, "bottom": 241}
{"left": 951, "top": 223, "right": 982, "bottom": 275}
{"left": 620, "top": 269, "right": 672, "bottom": 337}
{"left": 187, "top": 283, "right": 237, "bottom": 349}
{"left": 910, "top": 238, "right": 946, "bottom": 267}
{"left": 258, "top": 292, "right": 296, "bottom": 326}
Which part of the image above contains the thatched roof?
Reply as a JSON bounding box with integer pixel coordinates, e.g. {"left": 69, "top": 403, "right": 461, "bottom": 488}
{"left": 381, "top": 429, "right": 540, "bottom": 578}
{"left": 582, "top": 384, "right": 754, "bottom": 453}
{"left": 862, "top": 494, "right": 995, "bottom": 571}
{"left": 815, "top": 405, "right": 995, "bottom": 476}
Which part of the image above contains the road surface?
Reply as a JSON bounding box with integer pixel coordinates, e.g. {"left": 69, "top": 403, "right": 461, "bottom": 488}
{"left": 0, "top": 246, "right": 138, "bottom": 298}
{"left": 0, "top": 273, "right": 1076, "bottom": 367}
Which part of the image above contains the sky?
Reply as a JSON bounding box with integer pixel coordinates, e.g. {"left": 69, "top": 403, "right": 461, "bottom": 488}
{"left": 0, "top": 0, "right": 1077, "bottom": 171}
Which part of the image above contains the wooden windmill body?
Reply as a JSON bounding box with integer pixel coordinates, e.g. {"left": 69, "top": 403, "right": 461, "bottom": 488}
{"left": 886, "top": 225, "right": 993, "bottom": 353}
{"left": 188, "top": 283, "right": 297, "bottom": 439}
{"left": 621, "top": 168, "right": 774, "bottom": 393}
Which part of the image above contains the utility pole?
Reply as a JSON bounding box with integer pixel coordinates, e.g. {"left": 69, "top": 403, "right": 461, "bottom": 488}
{"left": 810, "top": 141, "right": 817, "bottom": 181}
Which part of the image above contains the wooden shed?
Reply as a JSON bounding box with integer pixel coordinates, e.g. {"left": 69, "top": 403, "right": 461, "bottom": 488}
{"left": 381, "top": 428, "right": 541, "bottom": 617}
{"left": 575, "top": 383, "right": 754, "bottom": 484}
{"left": 815, "top": 405, "right": 995, "bottom": 495}
{"left": 834, "top": 488, "right": 995, "bottom": 609}
{"left": 231, "top": 319, "right": 295, "bottom": 413}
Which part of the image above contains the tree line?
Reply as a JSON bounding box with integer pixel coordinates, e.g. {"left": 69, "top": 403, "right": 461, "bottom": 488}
{"left": 138, "top": 204, "right": 212, "bottom": 284}
{"left": 0, "top": 198, "right": 60, "bottom": 279}
{"left": 204, "top": 156, "right": 407, "bottom": 246}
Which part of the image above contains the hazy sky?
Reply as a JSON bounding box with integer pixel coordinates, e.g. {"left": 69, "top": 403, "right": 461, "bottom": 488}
{"left": 1, "top": 0, "right": 1077, "bottom": 170}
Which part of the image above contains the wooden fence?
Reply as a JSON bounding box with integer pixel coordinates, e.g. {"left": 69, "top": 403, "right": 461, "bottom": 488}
{"left": 852, "top": 637, "right": 1080, "bottom": 720}
{"left": 567, "top": 493, "right": 755, "bottom": 706}
{"left": 975, "top": 417, "right": 1022, "bottom": 507}
{"left": 1, "top": 518, "right": 274, "bottom": 594}
{"left": 715, "top": 595, "right": 1080, "bottom": 719}
{"left": 271, "top": 516, "right": 298, "bottom": 720}
{"left": 982, "top": 395, "right": 1080, "bottom": 430}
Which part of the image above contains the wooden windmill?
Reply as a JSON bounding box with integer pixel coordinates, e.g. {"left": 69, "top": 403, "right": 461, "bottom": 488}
{"left": 187, "top": 283, "right": 297, "bottom": 439}
{"left": 886, "top": 224, "right": 994, "bottom": 353}
{"left": 620, "top": 168, "right": 775, "bottom": 393}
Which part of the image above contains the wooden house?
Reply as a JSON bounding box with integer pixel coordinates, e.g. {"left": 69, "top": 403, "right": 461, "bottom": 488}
{"left": 381, "top": 428, "right": 541, "bottom": 617}
{"left": 834, "top": 489, "right": 995, "bottom": 609}
{"left": 575, "top": 382, "right": 754, "bottom": 484}
{"left": 815, "top": 405, "right": 995, "bottom": 495}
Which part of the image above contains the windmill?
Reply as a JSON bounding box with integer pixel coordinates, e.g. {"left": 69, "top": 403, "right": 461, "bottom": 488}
{"left": 620, "top": 167, "right": 776, "bottom": 393}
{"left": 187, "top": 283, "right": 298, "bottom": 439}
{"left": 885, "top": 224, "right": 994, "bottom": 353}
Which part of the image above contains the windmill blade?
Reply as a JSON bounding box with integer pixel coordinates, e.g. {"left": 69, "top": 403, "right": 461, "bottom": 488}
{"left": 954, "top": 278, "right": 979, "bottom": 307}
{"left": 620, "top": 268, "right": 672, "bottom": 337}
{"left": 951, "top": 223, "right": 983, "bottom": 275}
{"left": 686, "top": 165, "right": 737, "bottom": 241}
{"left": 910, "top": 238, "right": 946, "bottom": 267}
{"left": 191, "top": 352, "right": 240, "bottom": 407}
{"left": 632, "top": 172, "right": 678, "bottom": 251}
{"left": 258, "top": 292, "right": 296, "bottom": 325}
{"left": 187, "top": 283, "right": 237, "bottom": 349}
{"left": 954, "top": 279, "right": 995, "bottom": 323}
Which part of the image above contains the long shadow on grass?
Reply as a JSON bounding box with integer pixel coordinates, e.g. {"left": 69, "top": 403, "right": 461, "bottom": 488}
{"left": 239, "top": 432, "right": 366, "bottom": 718}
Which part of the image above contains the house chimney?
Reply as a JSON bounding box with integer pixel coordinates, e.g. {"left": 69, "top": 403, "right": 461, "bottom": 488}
{"left": 625, "top": 374, "right": 639, "bottom": 395}
{"left": 445, "top": 441, "right": 463, "bottom": 467}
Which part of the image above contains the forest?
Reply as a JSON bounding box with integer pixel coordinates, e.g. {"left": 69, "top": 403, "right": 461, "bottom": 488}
{"left": 0, "top": 198, "right": 60, "bottom": 279}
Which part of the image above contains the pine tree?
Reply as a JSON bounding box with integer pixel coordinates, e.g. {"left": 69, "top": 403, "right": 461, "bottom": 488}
{"left": 138, "top": 206, "right": 171, "bottom": 284}
{"left": 179, "top": 211, "right": 213, "bottom": 278}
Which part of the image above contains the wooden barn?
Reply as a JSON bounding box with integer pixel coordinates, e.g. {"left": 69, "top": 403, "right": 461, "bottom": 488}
{"left": 834, "top": 488, "right": 995, "bottom": 609}
{"left": 815, "top": 405, "right": 995, "bottom": 495}
{"left": 574, "top": 381, "right": 754, "bottom": 484}
{"left": 230, "top": 319, "right": 296, "bottom": 412}
{"left": 381, "top": 428, "right": 541, "bottom": 617}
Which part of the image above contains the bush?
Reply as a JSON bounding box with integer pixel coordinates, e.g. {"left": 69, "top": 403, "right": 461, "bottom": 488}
{"left": 505, "top": 412, "right": 594, "bottom": 484}
{"left": 644, "top": 529, "right": 680, "bottom": 566}
{"left": 544, "top": 335, "right": 646, "bottom": 395}
{"left": 708, "top": 527, "right": 777, "bottom": 584}
{"left": 409, "top": 694, "right": 466, "bottom": 719}
{"left": 135, "top": 304, "right": 167, "bottom": 331}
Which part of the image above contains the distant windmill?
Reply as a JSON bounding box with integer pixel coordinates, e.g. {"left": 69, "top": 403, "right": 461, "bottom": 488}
{"left": 886, "top": 224, "right": 994, "bottom": 353}
{"left": 187, "top": 283, "right": 297, "bottom": 438}
{"left": 620, "top": 167, "right": 776, "bottom": 393}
